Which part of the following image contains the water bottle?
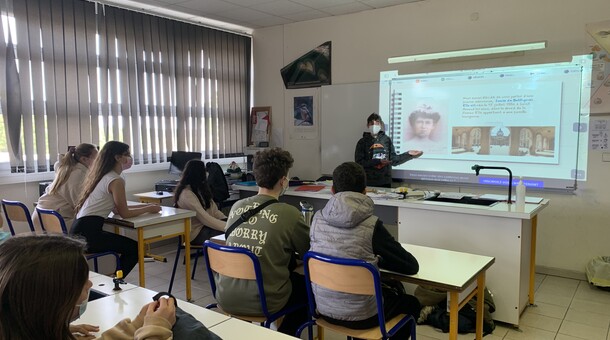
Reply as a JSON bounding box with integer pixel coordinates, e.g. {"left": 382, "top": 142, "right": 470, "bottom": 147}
{"left": 300, "top": 200, "right": 314, "bottom": 226}
{"left": 516, "top": 177, "right": 526, "bottom": 211}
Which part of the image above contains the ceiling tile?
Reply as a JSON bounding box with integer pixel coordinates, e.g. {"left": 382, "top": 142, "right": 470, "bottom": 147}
{"left": 246, "top": 15, "right": 292, "bottom": 27}
{"left": 360, "top": 0, "right": 423, "bottom": 9}
{"left": 254, "top": 1, "right": 312, "bottom": 16}
{"left": 223, "top": 0, "right": 278, "bottom": 6}
{"left": 291, "top": 0, "right": 356, "bottom": 10}
{"left": 173, "top": 0, "right": 241, "bottom": 14}
{"left": 215, "top": 7, "right": 272, "bottom": 21}
{"left": 282, "top": 9, "right": 330, "bottom": 21}
{"left": 322, "top": 2, "right": 372, "bottom": 15}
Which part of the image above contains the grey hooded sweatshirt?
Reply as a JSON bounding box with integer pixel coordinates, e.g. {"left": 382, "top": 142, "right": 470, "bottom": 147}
{"left": 309, "top": 191, "right": 419, "bottom": 321}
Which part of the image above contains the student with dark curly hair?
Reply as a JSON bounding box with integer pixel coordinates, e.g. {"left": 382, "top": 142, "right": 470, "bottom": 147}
{"left": 218, "top": 147, "right": 310, "bottom": 336}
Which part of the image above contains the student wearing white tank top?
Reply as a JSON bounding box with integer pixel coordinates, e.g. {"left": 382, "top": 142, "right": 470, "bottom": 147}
{"left": 71, "top": 141, "right": 161, "bottom": 277}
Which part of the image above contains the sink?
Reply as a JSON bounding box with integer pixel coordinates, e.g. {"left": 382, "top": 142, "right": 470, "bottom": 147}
{"left": 89, "top": 289, "right": 108, "bottom": 301}
{"left": 424, "top": 196, "right": 499, "bottom": 206}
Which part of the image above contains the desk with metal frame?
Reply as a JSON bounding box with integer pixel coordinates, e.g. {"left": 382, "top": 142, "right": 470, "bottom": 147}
{"left": 383, "top": 244, "right": 495, "bottom": 340}
{"left": 105, "top": 206, "right": 195, "bottom": 300}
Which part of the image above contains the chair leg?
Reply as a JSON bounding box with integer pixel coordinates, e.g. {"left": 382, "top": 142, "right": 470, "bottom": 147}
{"left": 191, "top": 248, "right": 202, "bottom": 280}
{"left": 168, "top": 238, "right": 183, "bottom": 293}
{"left": 93, "top": 258, "right": 99, "bottom": 273}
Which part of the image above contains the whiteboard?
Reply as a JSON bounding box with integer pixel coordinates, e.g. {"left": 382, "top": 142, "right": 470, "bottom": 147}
{"left": 320, "top": 81, "right": 379, "bottom": 175}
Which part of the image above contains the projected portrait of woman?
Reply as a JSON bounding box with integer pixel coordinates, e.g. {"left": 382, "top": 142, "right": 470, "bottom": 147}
{"left": 404, "top": 104, "right": 447, "bottom": 153}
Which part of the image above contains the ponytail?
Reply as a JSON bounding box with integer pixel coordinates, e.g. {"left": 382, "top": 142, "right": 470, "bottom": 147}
{"left": 49, "top": 144, "right": 97, "bottom": 195}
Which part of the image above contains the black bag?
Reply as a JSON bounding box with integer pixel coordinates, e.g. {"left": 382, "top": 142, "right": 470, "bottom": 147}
{"left": 152, "top": 292, "right": 221, "bottom": 340}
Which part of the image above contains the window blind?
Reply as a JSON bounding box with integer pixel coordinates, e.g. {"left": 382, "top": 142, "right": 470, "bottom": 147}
{"left": 0, "top": 0, "right": 251, "bottom": 173}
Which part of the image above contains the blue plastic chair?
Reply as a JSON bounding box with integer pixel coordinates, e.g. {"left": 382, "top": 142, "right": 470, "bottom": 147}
{"left": 296, "top": 251, "right": 417, "bottom": 340}
{"left": 202, "top": 240, "right": 306, "bottom": 329}
{"left": 35, "top": 207, "right": 121, "bottom": 273}
{"left": 2, "top": 199, "right": 35, "bottom": 235}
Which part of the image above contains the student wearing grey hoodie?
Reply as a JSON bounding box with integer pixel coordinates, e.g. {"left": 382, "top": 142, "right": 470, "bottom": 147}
{"left": 309, "top": 161, "right": 421, "bottom": 339}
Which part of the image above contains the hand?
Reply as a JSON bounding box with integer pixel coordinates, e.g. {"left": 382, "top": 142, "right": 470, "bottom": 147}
{"left": 145, "top": 297, "right": 176, "bottom": 327}
{"left": 148, "top": 204, "right": 162, "bottom": 213}
{"left": 408, "top": 150, "right": 424, "bottom": 158}
{"left": 380, "top": 159, "right": 391, "bottom": 166}
{"left": 70, "top": 324, "right": 99, "bottom": 339}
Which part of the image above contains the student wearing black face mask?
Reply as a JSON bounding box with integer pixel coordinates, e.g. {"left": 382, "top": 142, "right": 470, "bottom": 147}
{"left": 71, "top": 141, "right": 161, "bottom": 278}
{"left": 355, "top": 113, "right": 423, "bottom": 188}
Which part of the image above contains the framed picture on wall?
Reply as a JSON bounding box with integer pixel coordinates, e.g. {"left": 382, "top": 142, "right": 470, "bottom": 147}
{"left": 250, "top": 106, "right": 271, "bottom": 146}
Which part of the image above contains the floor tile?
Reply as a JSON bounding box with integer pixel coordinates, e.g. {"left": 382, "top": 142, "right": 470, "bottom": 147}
{"left": 570, "top": 299, "right": 610, "bottom": 316}
{"left": 519, "top": 310, "right": 562, "bottom": 332}
{"left": 564, "top": 308, "right": 610, "bottom": 329}
{"left": 505, "top": 324, "right": 556, "bottom": 339}
{"left": 524, "top": 301, "right": 568, "bottom": 319}
{"left": 534, "top": 291, "right": 573, "bottom": 307}
{"left": 558, "top": 320, "right": 608, "bottom": 340}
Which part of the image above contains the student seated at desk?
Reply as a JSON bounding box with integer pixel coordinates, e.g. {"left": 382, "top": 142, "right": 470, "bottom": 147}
{"left": 174, "top": 159, "right": 227, "bottom": 244}
{"left": 220, "top": 147, "right": 310, "bottom": 336}
{"left": 71, "top": 141, "right": 161, "bottom": 277}
{"left": 310, "top": 161, "right": 421, "bottom": 339}
{"left": 0, "top": 234, "right": 176, "bottom": 339}
{"left": 33, "top": 143, "right": 98, "bottom": 229}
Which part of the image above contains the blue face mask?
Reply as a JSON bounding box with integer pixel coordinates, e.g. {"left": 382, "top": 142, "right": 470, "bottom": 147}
{"left": 72, "top": 289, "right": 90, "bottom": 321}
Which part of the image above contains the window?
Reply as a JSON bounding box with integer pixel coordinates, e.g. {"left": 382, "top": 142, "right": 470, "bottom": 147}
{"left": 0, "top": 0, "right": 251, "bottom": 174}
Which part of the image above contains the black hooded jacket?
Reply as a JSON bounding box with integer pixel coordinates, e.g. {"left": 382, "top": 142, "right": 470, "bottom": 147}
{"left": 354, "top": 131, "right": 414, "bottom": 187}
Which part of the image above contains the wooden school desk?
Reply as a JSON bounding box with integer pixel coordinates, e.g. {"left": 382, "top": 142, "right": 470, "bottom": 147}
{"left": 104, "top": 205, "right": 195, "bottom": 300}
{"left": 384, "top": 244, "right": 495, "bottom": 340}
{"left": 133, "top": 191, "right": 174, "bottom": 204}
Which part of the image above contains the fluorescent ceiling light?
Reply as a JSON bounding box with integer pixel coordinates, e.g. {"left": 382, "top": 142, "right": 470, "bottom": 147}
{"left": 388, "top": 41, "right": 547, "bottom": 64}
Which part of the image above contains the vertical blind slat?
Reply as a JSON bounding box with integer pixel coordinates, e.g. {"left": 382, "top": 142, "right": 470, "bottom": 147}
{"left": 85, "top": 2, "right": 99, "bottom": 146}
{"left": 125, "top": 10, "right": 139, "bottom": 153}
{"left": 142, "top": 15, "right": 155, "bottom": 163}
{"left": 62, "top": 0, "right": 80, "bottom": 146}
{"left": 74, "top": 0, "right": 92, "bottom": 144}
{"left": 15, "top": 0, "right": 35, "bottom": 171}
{"left": 27, "top": 0, "right": 47, "bottom": 171}
{"left": 106, "top": 6, "right": 120, "bottom": 142}
{"left": 114, "top": 9, "right": 131, "bottom": 148}
{"left": 133, "top": 13, "right": 146, "bottom": 163}
{"left": 160, "top": 18, "right": 173, "bottom": 157}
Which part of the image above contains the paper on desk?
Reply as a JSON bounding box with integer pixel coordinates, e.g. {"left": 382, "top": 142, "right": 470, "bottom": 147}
{"left": 366, "top": 192, "right": 402, "bottom": 200}
{"left": 479, "top": 194, "right": 543, "bottom": 204}
{"left": 438, "top": 192, "right": 467, "bottom": 199}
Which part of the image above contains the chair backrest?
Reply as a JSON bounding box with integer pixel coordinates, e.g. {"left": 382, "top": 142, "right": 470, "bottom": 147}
{"left": 35, "top": 207, "right": 68, "bottom": 234}
{"left": 203, "top": 240, "right": 271, "bottom": 316}
{"left": 1, "top": 199, "right": 35, "bottom": 235}
{"left": 206, "top": 162, "right": 230, "bottom": 203}
{"left": 303, "top": 251, "right": 389, "bottom": 335}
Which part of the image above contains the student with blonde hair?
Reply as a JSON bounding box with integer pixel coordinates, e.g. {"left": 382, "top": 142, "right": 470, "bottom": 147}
{"left": 33, "top": 143, "right": 98, "bottom": 229}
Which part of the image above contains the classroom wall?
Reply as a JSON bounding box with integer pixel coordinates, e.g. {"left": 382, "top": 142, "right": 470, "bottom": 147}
{"left": 252, "top": 0, "right": 610, "bottom": 277}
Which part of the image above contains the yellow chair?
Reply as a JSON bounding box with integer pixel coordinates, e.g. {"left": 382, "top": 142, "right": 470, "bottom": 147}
{"left": 297, "top": 251, "right": 417, "bottom": 340}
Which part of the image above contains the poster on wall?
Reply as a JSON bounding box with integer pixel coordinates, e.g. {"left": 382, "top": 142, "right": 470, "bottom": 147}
{"left": 287, "top": 90, "right": 318, "bottom": 140}
{"left": 586, "top": 20, "right": 610, "bottom": 115}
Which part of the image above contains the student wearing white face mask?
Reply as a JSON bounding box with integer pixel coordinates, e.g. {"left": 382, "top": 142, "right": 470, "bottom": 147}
{"left": 71, "top": 141, "right": 161, "bottom": 278}
{"left": 355, "top": 113, "right": 423, "bottom": 187}
{"left": 0, "top": 234, "right": 175, "bottom": 339}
